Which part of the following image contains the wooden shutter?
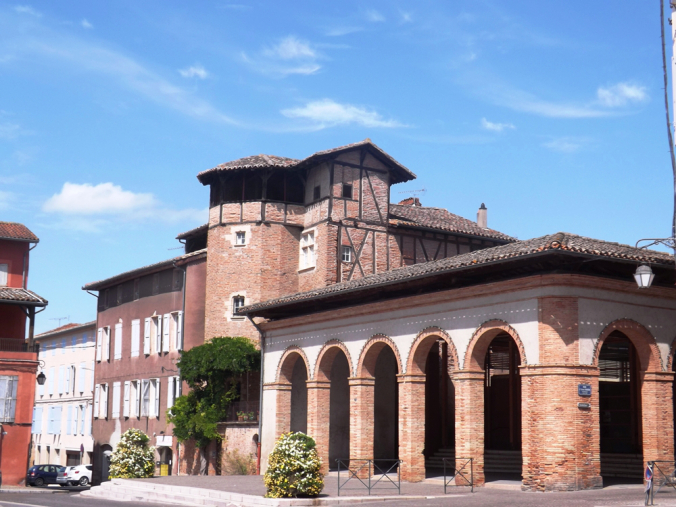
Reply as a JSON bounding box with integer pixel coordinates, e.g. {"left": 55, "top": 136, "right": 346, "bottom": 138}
{"left": 65, "top": 366, "right": 71, "bottom": 394}
{"left": 112, "top": 382, "right": 120, "bottom": 418}
{"left": 78, "top": 363, "right": 86, "bottom": 393}
{"left": 94, "top": 384, "right": 100, "bottom": 418}
{"left": 102, "top": 383, "right": 108, "bottom": 418}
{"left": 48, "top": 367, "right": 54, "bottom": 395}
{"left": 66, "top": 405, "right": 72, "bottom": 435}
{"left": 58, "top": 366, "right": 64, "bottom": 394}
{"left": 143, "top": 318, "right": 151, "bottom": 355}
{"left": 167, "top": 377, "right": 174, "bottom": 409}
{"left": 96, "top": 328, "right": 102, "bottom": 361}
{"left": 162, "top": 315, "right": 170, "bottom": 352}
{"left": 114, "top": 323, "right": 122, "bottom": 360}
{"left": 123, "top": 381, "right": 130, "bottom": 417}
{"left": 154, "top": 379, "right": 160, "bottom": 418}
{"left": 176, "top": 311, "right": 183, "bottom": 350}
{"left": 155, "top": 317, "right": 162, "bottom": 353}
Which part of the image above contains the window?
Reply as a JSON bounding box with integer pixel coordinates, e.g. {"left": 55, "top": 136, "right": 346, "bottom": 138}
{"left": 167, "top": 376, "right": 181, "bottom": 409}
{"left": 341, "top": 246, "right": 352, "bottom": 263}
{"left": 0, "top": 376, "right": 18, "bottom": 422}
{"left": 131, "top": 319, "right": 140, "bottom": 357}
{"left": 66, "top": 405, "right": 72, "bottom": 435}
{"left": 171, "top": 312, "right": 183, "bottom": 350}
{"left": 232, "top": 296, "right": 245, "bottom": 317}
{"left": 114, "top": 322, "right": 122, "bottom": 360}
{"left": 112, "top": 382, "right": 121, "bottom": 418}
{"left": 152, "top": 316, "right": 162, "bottom": 354}
{"left": 48, "top": 406, "right": 62, "bottom": 434}
{"left": 96, "top": 326, "right": 110, "bottom": 362}
{"left": 0, "top": 263, "right": 7, "bottom": 286}
{"left": 78, "top": 363, "right": 86, "bottom": 393}
{"left": 151, "top": 379, "right": 160, "bottom": 418}
{"left": 48, "top": 367, "right": 55, "bottom": 395}
{"left": 300, "top": 231, "right": 315, "bottom": 269}
{"left": 141, "top": 379, "right": 150, "bottom": 417}
{"left": 79, "top": 404, "right": 86, "bottom": 435}
{"left": 61, "top": 338, "right": 66, "bottom": 354}
{"left": 313, "top": 185, "right": 321, "bottom": 200}
{"left": 94, "top": 383, "right": 108, "bottom": 419}
{"left": 235, "top": 231, "right": 246, "bottom": 245}
{"left": 162, "top": 315, "right": 170, "bottom": 353}
{"left": 71, "top": 336, "right": 77, "bottom": 348}
{"left": 129, "top": 380, "right": 140, "bottom": 418}
{"left": 32, "top": 406, "right": 43, "bottom": 434}
{"left": 342, "top": 184, "right": 353, "bottom": 199}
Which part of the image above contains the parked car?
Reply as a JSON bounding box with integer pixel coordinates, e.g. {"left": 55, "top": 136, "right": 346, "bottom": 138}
{"left": 25, "top": 465, "right": 62, "bottom": 487}
{"left": 55, "top": 466, "right": 73, "bottom": 486}
{"left": 61, "top": 464, "right": 92, "bottom": 486}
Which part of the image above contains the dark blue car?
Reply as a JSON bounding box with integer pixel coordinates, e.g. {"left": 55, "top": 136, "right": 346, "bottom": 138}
{"left": 25, "top": 465, "right": 63, "bottom": 487}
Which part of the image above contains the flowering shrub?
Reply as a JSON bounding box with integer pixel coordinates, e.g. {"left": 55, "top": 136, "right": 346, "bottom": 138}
{"left": 264, "top": 432, "right": 323, "bottom": 498}
{"left": 108, "top": 428, "right": 155, "bottom": 479}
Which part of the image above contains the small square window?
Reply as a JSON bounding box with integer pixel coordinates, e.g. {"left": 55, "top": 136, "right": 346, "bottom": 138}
{"left": 232, "top": 296, "right": 245, "bottom": 316}
{"left": 235, "top": 231, "right": 246, "bottom": 245}
{"left": 341, "top": 246, "right": 352, "bottom": 263}
{"left": 342, "top": 184, "right": 353, "bottom": 199}
{"left": 313, "top": 185, "right": 321, "bottom": 200}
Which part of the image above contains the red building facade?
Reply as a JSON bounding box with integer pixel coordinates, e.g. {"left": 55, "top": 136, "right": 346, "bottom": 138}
{"left": 0, "top": 222, "right": 47, "bottom": 485}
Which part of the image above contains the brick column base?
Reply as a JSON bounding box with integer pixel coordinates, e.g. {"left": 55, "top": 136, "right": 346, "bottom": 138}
{"left": 306, "top": 380, "right": 332, "bottom": 474}
{"left": 397, "top": 374, "right": 426, "bottom": 482}
{"left": 263, "top": 382, "right": 292, "bottom": 440}
{"left": 521, "top": 365, "right": 602, "bottom": 491}
{"left": 642, "top": 371, "right": 675, "bottom": 471}
{"left": 349, "top": 376, "right": 375, "bottom": 478}
{"left": 453, "top": 370, "right": 486, "bottom": 486}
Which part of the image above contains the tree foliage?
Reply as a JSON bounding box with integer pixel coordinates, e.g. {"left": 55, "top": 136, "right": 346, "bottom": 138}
{"left": 108, "top": 429, "right": 155, "bottom": 479}
{"left": 264, "top": 432, "right": 324, "bottom": 498}
{"left": 168, "top": 337, "right": 260, "bottom": 449}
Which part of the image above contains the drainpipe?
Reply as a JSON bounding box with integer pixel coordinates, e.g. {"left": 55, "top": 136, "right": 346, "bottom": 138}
{"left": 246, "top": 315, "right": 265, "bottom": 475}
{"left": 22, "top": 242, "right": 38, "bottom": 289}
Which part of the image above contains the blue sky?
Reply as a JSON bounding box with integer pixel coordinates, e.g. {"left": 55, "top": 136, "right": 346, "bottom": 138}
{"left": 0, "top": 1, "right": 671, "bottom": 333}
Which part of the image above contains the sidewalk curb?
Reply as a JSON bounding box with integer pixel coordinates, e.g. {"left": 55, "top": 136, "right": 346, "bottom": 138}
{"left": 0, "top": 487, "right": 71, "bottom": 494}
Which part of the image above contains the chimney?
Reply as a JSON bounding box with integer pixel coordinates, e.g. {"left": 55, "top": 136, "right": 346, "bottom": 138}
{"left": 398, "top": 197, "right": 421, "bottom": 207}
{"left": 477, "top": 203, "right": 487, "bottom": 229}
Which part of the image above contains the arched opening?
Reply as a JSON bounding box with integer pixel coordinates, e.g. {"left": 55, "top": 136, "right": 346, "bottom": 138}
{"left": 158, "top": 447, "right": 173, "bottom": 476}
{"left": 100, "top": 444, "right": 113, "bottom": 483}
{"left": 484, "top": 333, "right": 522, "bottom": 480}
{"left": 328, "top": 350, "right": 350, "bottom": 469}
{"left": 599, "top": 332, "right": 643, "bottom": 483}
{"left": 373, "top": 346, "right": 399, "bottom": 467}
{"left": 423, "top": 340, "right": 455, "bottom": 475}
{"left": 290, "top": 357, "right": 308, "bottom": 433}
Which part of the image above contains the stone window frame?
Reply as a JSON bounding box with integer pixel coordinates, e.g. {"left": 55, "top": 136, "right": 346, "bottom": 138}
{"left": 299, "top": 228, "right": 317, "bottom": 272}
{"left": 341, "top": 245, "right": 352, "bottom": 263}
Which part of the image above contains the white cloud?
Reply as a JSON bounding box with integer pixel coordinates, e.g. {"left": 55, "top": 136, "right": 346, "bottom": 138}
{"left": 281, "top": 99, "right": 405, "bottom": 129}
{"left": 179, "top": 64, "right": 209, "bottom": 79}
{"left": 0, "top": 191, "right": 12, "bottom": 210}
{"left": 264, "top": 36, "right": 317, "bottom": 60}
{"left": 400, "top": 11, "right": 413, "bottom": 23}
{"left": 81, "top": 19, "right": 93, "bottom": 29}
{"left": 481, "top": 118, "right": 515, "bottom": 132}
{"left": 597, "top": 82, "right": 647, "bottom": 107}
{"left": 365, "top": 9, "right": 385, "bottom": 22}
{"left": 43, "top": 182, "right": 206, "bottom": 231}
{"left": 542, "top": 137, "right": 587, "bottom": 153}
{"left": 325, "top": 26, "right": 363, "bottom": 37}
{"left": 0, "top": 122, "right": 24, "bottom": 139}
{"left": 244, "top": 36, "right": 322, "bottom": 77}
{"left": 44, "top": 182, "right": 156, "bottom": 215}
{"left": 14, "top": 5, "right": 41, "bottom": 17}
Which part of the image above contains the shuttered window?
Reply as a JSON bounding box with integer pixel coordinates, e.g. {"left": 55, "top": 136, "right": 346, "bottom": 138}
{"left": 112, "top": 382, "right": 121, "bottom": 418}
{"left": 131, "top": 319, "right": 140, "bottom": 357}
{"left": 114, "top": 323, "right": 122, "bottom": 360}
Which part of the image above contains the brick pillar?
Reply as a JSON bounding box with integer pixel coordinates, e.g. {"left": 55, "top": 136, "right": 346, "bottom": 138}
{"left": 453, "top": 370, "right": 485, "bottom": 486}
{"left": 641, "top": 371, "right": 675, "bottom": 472}
{"left": 306, "top": 380, "right": 331, "bottom": 474}
{"left": 520, "top": 365, "right": 602, "bottom": 491}
{"left": 263, "top": 382, "right": 292, "bottom": 439}
{"left": 349, "top": 376, "right": 375, "bottom": 476}
{"left": 397, "top": 374, "right": 426, "bottom": 482}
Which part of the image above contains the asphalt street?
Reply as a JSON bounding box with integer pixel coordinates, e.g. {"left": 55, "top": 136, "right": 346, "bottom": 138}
{"left": 0, "top": 491, "right": 159, "bottom": 507}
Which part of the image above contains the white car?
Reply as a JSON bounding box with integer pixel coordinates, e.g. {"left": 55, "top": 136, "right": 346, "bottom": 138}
{"left": 61, "top": 464, "right": 92, "bottom": 486}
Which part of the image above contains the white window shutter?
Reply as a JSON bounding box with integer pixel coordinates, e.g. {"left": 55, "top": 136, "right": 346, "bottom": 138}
{"left": 48, "top": 367, "right": 54, "bottom": 395}
{"left": 96, "top": 328, "right": 102, "bottom": 361}
{"left": 103, "top": 384, "right": 108, "bottom": 418}
{"left": 154, "top": 379, "right": 160, "bottom": 418}
{"left": 104, "top": 327, "right": 110, "bottom": 361}
{"left": 112, "top": 382, "right": 120, "bottom": 418}
{"left": 58, "top": 366, "right": 64, "bottom": 394}
{"left": 31, "top": 407, "right": 37, "bottom": 433}
{"left": 176, "top": 311, "right": 183, "bottom": 350}
{"left": 123, "top": 381, "right": 130, "bottom": 417}
{"left": 66, "top": 405, "right": 72, "bottom": 435}
{"left": 94, "top": 384, "right": 100, "bottom": 418}
{"left": 162, "top": 314, "right": 170, "bottom": 352}
{"left": 85, "top": 404, "right": 92, "bottom": 436}
{"left": 131, "top": 320, "right": 140, "bottom": 357}
{"left": 143, "top": 318, "right": 151, "bottom": 355}
{"left": 155, "top": 318, "right": 162, "bottom": 354}
{"left": 79, "top": 404, "right": 85, "bottom": 435}
{"left": 65, "top": 366, "right": 70, "bottom": 394}
{"left": 57, "top": 406, "right": 63, "bottom": 434}
{"left": 78, "top": 363, "right": 85, "bottom": 393}
{"left": 114, "top": 323, "right": 122, "bottom": 360}
{"left": 90, "top": 361, "right": 95, "bottom": 391}
{"left": 167, "top": 377, "right": 174, "bottom": 409}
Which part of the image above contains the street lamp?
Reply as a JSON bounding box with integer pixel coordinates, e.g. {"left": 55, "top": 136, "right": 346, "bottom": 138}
{"left": 36, "top": 371, "right": 46, "bottom": 385}
{"left": 634, "top": 264, "right": 655, "bottom": 289}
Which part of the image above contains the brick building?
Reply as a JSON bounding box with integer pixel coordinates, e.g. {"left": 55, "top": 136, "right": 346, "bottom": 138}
{"left": 0, "top": 222, "right": 47, "bottom": 485}
{"left": 83, "top": 249, "right": 206, "bottom": 483}
{"left": 243, "top": 232, "right": 676, "bottom": 491}
{"left": 31, "top": 321, "right": 96, "bottom": 468}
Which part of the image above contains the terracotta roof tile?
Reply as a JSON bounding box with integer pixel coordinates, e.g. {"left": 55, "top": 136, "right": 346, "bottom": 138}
{"left": 241, "top": 232, "right": 673, "bottom": 314}
{"left": 389, "top": 204, "right": 514, "bottom": 242}
{"left": 176, "top": 223, "right": 208, "bottom": 241}
{"left": 0, "top": 287, "right": 48, "bottom": 305}
{"left": 0, "top": 222, "right": 39, "bottom": 242}
{"left": 35, "top": 321, "right": 96, "bottom": 339}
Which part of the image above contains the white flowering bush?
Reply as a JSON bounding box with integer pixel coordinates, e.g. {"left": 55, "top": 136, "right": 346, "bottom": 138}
{"left": 264, "top": 432, "right": 323, "bottom": 498}
{"left": 108, "top": 428, "right": 155, "bottom": 479}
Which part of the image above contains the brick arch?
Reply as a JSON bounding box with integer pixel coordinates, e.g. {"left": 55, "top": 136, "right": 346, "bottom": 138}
{"left": 314, "top": 340, "right": 354, "bottom": 381}
{"left": 464, "top": 319, "right": 526, "bottom": 371}
{"left": 593, "top": 319, "right": 663, "bottom": 372}
{"left": 406, "top": 327, "right": 459, "bottom": 375}
{"left": 356, "top": 334, "right": 402, "bottom": 378}
{"left": 276, "top": 346, "right": 311, "bottom": 383}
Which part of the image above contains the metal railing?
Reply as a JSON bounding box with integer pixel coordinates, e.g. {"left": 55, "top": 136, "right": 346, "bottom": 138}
{"left": 443, "top": 457, "right": 473, "bottom": 493}
{"left": 645, "top": 461, "right": 676, "bottom": 506}
{"left": 336, "top": 459, "right": 401, "bottom": 496}
{"left": 0, "top": 338, "right": 39, "bottom": 353}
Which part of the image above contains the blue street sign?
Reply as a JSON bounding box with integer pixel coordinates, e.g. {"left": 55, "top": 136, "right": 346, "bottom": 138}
{"left": 578, "top": 384, "right": 592, "bottom": 397}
